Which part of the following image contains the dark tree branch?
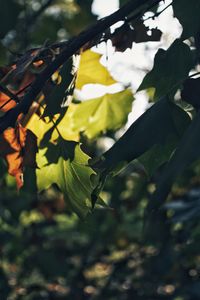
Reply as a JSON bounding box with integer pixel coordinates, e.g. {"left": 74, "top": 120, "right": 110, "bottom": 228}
{"left": 0, "top": 0, "right": 161, "bottom": 133}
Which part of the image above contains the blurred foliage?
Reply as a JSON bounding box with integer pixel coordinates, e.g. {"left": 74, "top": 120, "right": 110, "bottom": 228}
{"left": 1, "top": 161, "right": 200, "bottom": 300}
{"left": 0, "top": 0, "right": 95, "bottom": 53}
{"left": 1, "top": 0, "right": 200, "bottom": 300}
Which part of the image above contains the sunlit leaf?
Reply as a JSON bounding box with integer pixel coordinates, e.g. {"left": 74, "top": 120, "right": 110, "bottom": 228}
{"left": 36, "top": 139, "right": 98, "bottom": 218}
{"left": 68, "top": 89, "right": 133, "bottom": 139}
{"left": 0, "top": 125, "right": 37, "bottom": 189}
{"left": 28, "top": 90, "right": 133, "bottom": 145}
{"left": 0, "top": 92, "right": 16, "bottom": 112}
{"left": 75, "top": 50, "right": 116, "bottom": 89}
{"left": 0, "top": 125, "right": 26, "bottom": 188}
{"left": 26, "top": 111, "right": 79, "bottom": 144}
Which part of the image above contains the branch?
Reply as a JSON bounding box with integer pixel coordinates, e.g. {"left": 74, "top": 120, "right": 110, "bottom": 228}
{"left": 0, "top": 0, "right": 161, "bottom": 133}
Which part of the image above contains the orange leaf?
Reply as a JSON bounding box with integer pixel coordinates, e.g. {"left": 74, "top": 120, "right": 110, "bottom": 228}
{"left": 1, "top": 125, "right": 26, "bottom": 188}
{"left": 0, "top": 124, "right": 38, "bottom": 189}
{"left": 0, "top": 92, "right": 16, "bottom": 112}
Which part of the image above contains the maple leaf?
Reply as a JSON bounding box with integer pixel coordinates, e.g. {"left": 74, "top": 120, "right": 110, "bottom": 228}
{"left": 0, "top": 125, "right": 26, "bottom": 188}
{"left": 68, "top": 89, "right": 134, "bottom": 139}
{"left": 111, "top": 22, "right": 162, "bottom": 52}
{"left": 75, "top": 50, "right": 116, "bottom": 89}
{"left": 0, "top": 124, "right": 37, "bottom": 189}
{"left": 37, "top": 139, "right": 98, "bottom": 218}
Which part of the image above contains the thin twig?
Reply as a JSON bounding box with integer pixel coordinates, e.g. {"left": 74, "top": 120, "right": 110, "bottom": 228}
{"left": 143, "top": 1, "right": 172, "bottom": 22}
{"left": 126, "top": 0, "right": 165, "bottom": 23}
{"left": 189, "top": 71, "right": 200, "bottom": 78}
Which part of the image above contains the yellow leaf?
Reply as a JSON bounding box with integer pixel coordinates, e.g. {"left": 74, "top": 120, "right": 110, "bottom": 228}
{"left": 67, "top": 89, "right": 134, "bottom": 139}
{"left": 26, "top": 112, "right": 79, "bottom": 144}
{"left": 75, "top": 50, "right": 116, "bottom": 89}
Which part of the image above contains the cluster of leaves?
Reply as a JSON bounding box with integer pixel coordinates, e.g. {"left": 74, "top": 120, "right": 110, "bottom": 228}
{"left": 0, "top": 45, "right": 134, "bottom": 217}
{"left": 0, "top": 0, "right": 170, "bottom": 218}
{"left": 1, "top": 0, "right": 200, "bottom": 298}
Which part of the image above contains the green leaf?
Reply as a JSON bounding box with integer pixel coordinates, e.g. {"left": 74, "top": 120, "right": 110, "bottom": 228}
{"left": 173, "top": 0, "right": 200, "bottom": 39}
{"left": 94, "top": 98, "right": 191, "bottom": 174}
{"left": 138, "top": 39, "right": 193, "bottom": 100}
{"left": 27, "top": 110, "right": 79, "bottom": 144}
{"left": 68, "top": 89, "right": 133, "bottom": 139}
{"left": 43, "top": 59, "right": 74, "bottom": 117}
{"left": 152, "top": 111, "right": 200, "bottom": 208}
{"left": 75, "top": 50, "right": 116, "bottom": 89}
{"left": 138, "top": 136, "right": 177, "bottom": 177}
{"left": 36, "top": 139, "right": 97, "bottom": 218}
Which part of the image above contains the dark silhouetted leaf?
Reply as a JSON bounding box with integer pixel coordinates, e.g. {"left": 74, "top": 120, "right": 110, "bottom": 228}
{"left": 43, "top": 59, "right": 74, "bottom": 117}
{"left": 139, "top": 136, "right": 177, "bottom": 177}
{"left": 181, "top": 78, "right": 200, "bottom": 109}
{"left": 131, "top": 21, "right": 162, "bottom": 43}
{"left": 112, "top": 22, "right": 162, "bottom": 52}
{"left": 111, "top": 23, "right": 134, "bottom": 52}
{"left": 152, "top": 111, "right": 200, "bottom": 207}
{"left": 138, "top": 39, "right": 194, "bottom": 100}
{"left": 94, "top": 98, "right": 190, "bottom": 175}
{"left": 173, "top": 0, "right": 200, "bottom": 39}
